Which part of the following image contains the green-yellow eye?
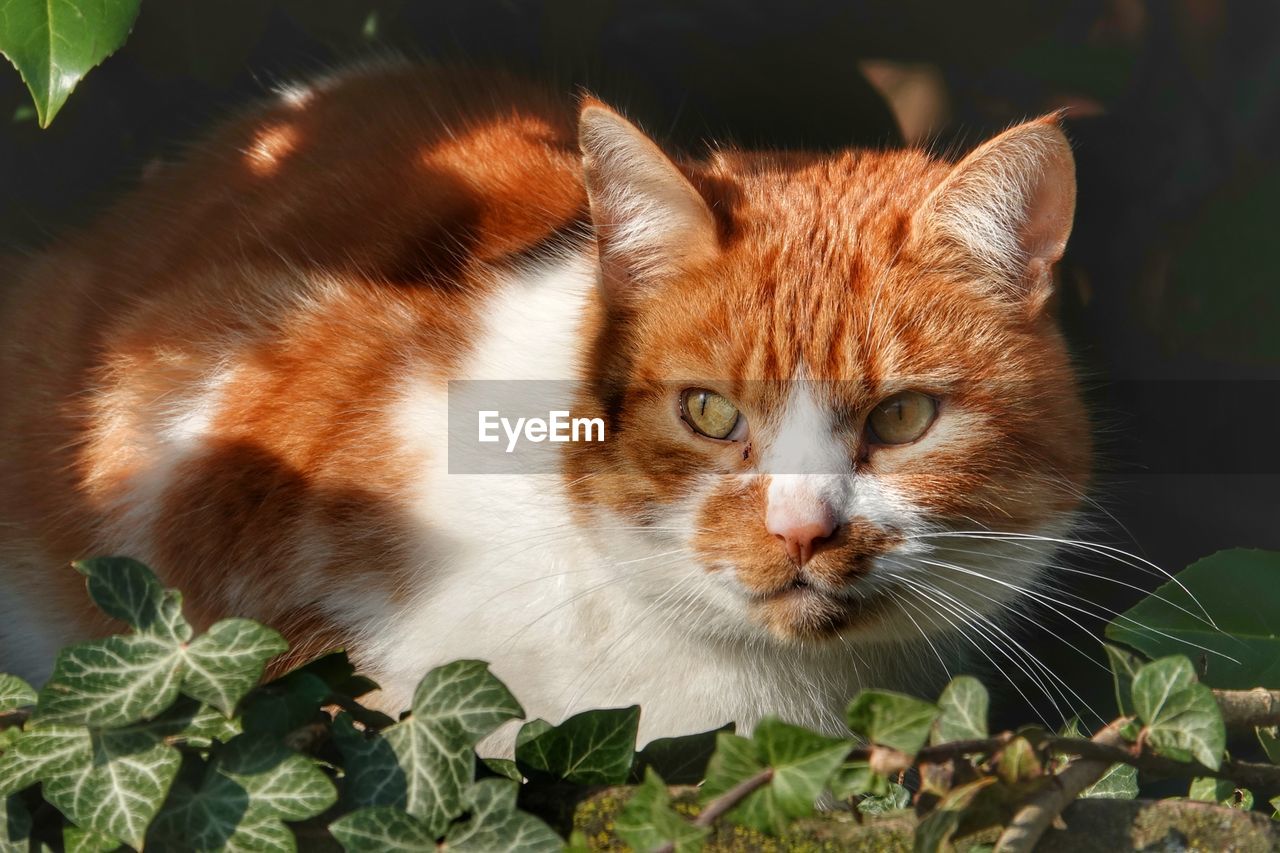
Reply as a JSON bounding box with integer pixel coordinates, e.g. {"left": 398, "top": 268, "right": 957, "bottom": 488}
{"left": 680, "top": 388, "right": 745, "bottom": 440}
{"left": 867, "top": 391, "right": 937, "bottom": 445}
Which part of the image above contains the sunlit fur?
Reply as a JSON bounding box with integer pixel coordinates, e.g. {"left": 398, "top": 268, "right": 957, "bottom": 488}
{"left": 0, "top": 64, "right": 1092, "bottom": 750}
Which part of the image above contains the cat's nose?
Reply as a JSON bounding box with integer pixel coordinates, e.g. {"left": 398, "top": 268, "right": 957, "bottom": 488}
{"left": 767, "top": 506, "right": 838, "bottom": 566}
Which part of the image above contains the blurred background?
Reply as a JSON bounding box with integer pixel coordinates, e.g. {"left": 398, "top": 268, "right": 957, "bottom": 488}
{"left": 2, "top": 0, "right": 1277, "bottom": 724}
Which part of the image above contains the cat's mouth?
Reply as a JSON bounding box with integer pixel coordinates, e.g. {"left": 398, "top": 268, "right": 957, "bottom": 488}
{"left": 749, "top": 579, "right": 881, "bottom": 641}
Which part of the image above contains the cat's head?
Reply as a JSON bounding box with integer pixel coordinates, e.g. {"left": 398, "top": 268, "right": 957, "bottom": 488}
{"left": 565, "top": 101, "right": 1089, "bottom": 648}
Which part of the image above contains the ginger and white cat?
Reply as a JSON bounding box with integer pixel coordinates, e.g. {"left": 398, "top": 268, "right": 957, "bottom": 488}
{"left": 0, "top": 65, "right": 1088, "bottom": 748}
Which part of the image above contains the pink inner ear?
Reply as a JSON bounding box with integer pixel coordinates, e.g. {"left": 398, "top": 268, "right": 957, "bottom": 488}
{"left": 915, "top": 118, "right": 1077, "bottom": 303}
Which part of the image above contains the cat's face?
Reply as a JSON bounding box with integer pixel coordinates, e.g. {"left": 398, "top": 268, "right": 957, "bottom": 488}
{"left": 566, "top": 105, "right": 1089, "bottom": 648}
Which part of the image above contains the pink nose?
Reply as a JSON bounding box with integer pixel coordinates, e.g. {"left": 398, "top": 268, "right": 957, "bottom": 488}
{"left": 767, "top": 508, "right": 838, "bottom": 566}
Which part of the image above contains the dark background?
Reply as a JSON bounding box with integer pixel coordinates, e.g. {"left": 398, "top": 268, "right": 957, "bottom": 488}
{"left": 2, "top": 0, "right": 1277, "bottom": 725}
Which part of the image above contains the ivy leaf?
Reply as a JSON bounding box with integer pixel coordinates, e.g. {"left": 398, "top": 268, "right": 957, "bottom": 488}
{"left": 846, "top": 690, "right": 940, "bottom": 757}
{"left": 995, "top": 736, "right": 1042, "bottom": 786}
{"left": 0, "top": 676, "right": 35, "bottom": 714}
{"left": 1081, "top": 763, "right": 1138, "bottom": 799}
{"left": 240, "top": 671, "right": 331, "bottom": 737}
{"left": 0, "top": 723, "right": 180, "bottom": 848}
{"left": 35, "top": 618, "right": 286, "bottom": 728}
{"left": 631, "top": 724, "right": 732, "bottom": 785}
{"left": 855, "top": 781, "right": 910, "bottom": 816}
{"left": 329, "top": 806, "right": 435, "bottom": 852}
{"left": 932, "top": 676, "right": 988, "bottom": 744}
{"left": 375, "top": 660, "right": 522, "bottom": 835}
{"left": 1103, "top": 644, "right": 1144, "bottom": 717}
{"left": 62, "top": 824, "right": 120, "bottom": 853}
{"left": 701, "top": 719, "right": 850, "bottom": 836}
{"left": 444, "top": 779, "right": 562, "bottom": 853}
{"left": 1188, "top": 776, "right": 1253, "bottom": 810}
{"left": 332, "top": 713, "right": 407, "bottom": 810}
{"left": 0, "top": 0, "right": 141, "bottom": 126}
{"left": 147, "top": 734, "right": 337, "bottom": 852}
{"left": 75, "top": 558, "right": 189, "bottom": 641}
{"left": 516, "top": 706, "right": 639, "bottom": 785}
{"left": 1131, "top": 656, "right": 1225, "bottom": 769}
{"left": 182, "top": 619, "right": 289, "bottom": 715}
{"left": 0, "top": 795, "right": 31, "bottom": 853}
{"left": 1105, "top": 549, "right": 1280, "bottom": 690}
{"left": 616, "top": 767, "right": 707, "bottom": 853}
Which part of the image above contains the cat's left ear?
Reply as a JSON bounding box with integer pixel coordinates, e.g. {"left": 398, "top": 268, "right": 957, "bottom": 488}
{"left": 579, "top": 101, "right": 719, "bottom": 306}
{"left": 914, "top": 115, "right": 1075, "bottom": 312}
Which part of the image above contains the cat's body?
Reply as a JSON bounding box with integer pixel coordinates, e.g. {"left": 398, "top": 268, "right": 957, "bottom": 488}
{"left": 0, "top": 64, "right": 1088, "bottom": 749}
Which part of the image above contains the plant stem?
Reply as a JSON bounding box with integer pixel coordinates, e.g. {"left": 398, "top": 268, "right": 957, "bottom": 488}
{"left": 994, "top": 717, "right": 1131, "bottom": 853}
{"left": 654, "top": 767, "right": 774, "bottom": 853}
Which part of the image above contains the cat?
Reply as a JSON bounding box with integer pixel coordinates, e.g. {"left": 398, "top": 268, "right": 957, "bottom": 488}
{"left": 0, "top": 63, "right": 1089, "bottom": 751}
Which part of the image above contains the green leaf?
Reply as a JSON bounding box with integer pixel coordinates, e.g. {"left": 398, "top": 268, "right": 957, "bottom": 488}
{"left": 0, "top": 675, "right": 35, "bottom": 714}
{"left": 1131, "top": 656, "right": 1225, "bottom": 769}
{"left": 37, "top": 633, "right": 188, "bottom": 727}
{"left": 616, "top": 767, "right": 707, "bottom": 853}
{"left": 1106, "top": 549, "right": 1280, "bottom": 689}
{"left": 856, "top": 781, "right": 911, "bottom": 816}
{"left": 147, "top": 734, "right": 336, "bottom": 852}
{"left": 1081, "top": 763, "right": 1138, "bottom": 799}
{"left": 1103, "top": 644, "right": 1144, "bottom": 717}
{"left": 0, "top": 0, "right": 141, "bottom": 126}
{"left": 701, "top": 720, "right": 850, "bottom": 836}
{"left": 0, "top": 723, "right": 181, "bottom": 848}
{"left": 331, "top": 712, "right": 407, "bottom": 810}
{"left": 632, "top": 724, "right": 731, "bottom": 785}
{"left": 847, "top": 690, "right": 940, "bottom": 756}
{"left": 374, "top": 660, "right": 522, "bottom": 834}
{"left": 75, "top": 558, "right": 189, "bottom": 641}
{"left": 240, "top": 671, "right": 330, "bottom": 737}
{"left": 0, "top": 795, "right": 31, "bottom": 853}
{"left": 63, "top": 824, "right": 120, "bottom": 853}
{"left": 36, "top": 618, "right": 285, "bottom": 728}
{"left": 516, "top": 706, "right": 639, "bottom": 785}
{"left": 182, "top": 619, "right": 289, "bottom": 715}
{"left": 996, "top": 736, "right": 1042, "bottom": 786}
{"left": 329, "top": 806, "right": 434, "bottom": 852}
{"left": 932, "top": 676, "right": 988, "bottom": 744}
{"left": 1189, "top": 776, "right": 1253, "bottom": 810}
{"left": 444, "top": 779, "right": 562, "bottom": 853}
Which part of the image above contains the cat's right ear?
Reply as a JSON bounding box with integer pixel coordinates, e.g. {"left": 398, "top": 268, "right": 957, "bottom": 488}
{"left": 579, "top": 102, "right": 719, "bottom": 305}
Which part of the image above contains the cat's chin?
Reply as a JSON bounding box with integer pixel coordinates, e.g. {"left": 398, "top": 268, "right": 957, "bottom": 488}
{"left": 749, "top": 583, "right": 888, "bottom": 643}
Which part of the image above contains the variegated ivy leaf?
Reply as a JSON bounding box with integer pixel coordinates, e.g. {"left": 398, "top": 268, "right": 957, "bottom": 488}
{"left": 147, "top": 733, "right": 337, "bottom": 852}
{"left": 35, "top": 617, "right": 286, "bottom": 727}
{"left": 62, "top": 824, "right": 120, "bottom": 853}
{"left": 1131, "top": 655, "right": 1225, "bottom": 770}
{"left": 1081, "top": 762, "right": 1138, "bottom": 799}
{"left": 0, "top": 675, "right": 36, "bottom": 714}
{"left": 515, "top": 705, "right": 639, "bottom": 785}
{"left": 846, "top": 690, "right": 940, "bottom": 757}
{"left": 445, "top": 779, "right": 562, "bottom": 853}
{"left": 75, "top": 557, "right": 190, "bottom": 641}
{"left": 932, "top": 676, "right": 989, "bottom": 745}
{"left": 0, "top": 723, "right": 180, "bottom": 848}
{"left": 328, "top": 806, "right": 435, "bottom": 852}
{"left": 344, "top": 660, "right": 522, "bottom": 835}
{"left": 330, "top": 781, "right": 560, "bottom": 853}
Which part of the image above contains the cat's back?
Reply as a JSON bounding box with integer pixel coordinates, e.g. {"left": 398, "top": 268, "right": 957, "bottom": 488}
{"left": 0, "top": 64, "right": 589, "bottom": 661}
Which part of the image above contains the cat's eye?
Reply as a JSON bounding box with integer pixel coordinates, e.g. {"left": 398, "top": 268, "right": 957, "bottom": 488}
{"left": 680, "top": 388, "right": 746, "bottom": 441}
{"left": 867, "top": 391, "right": 937, "bottom": 445}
